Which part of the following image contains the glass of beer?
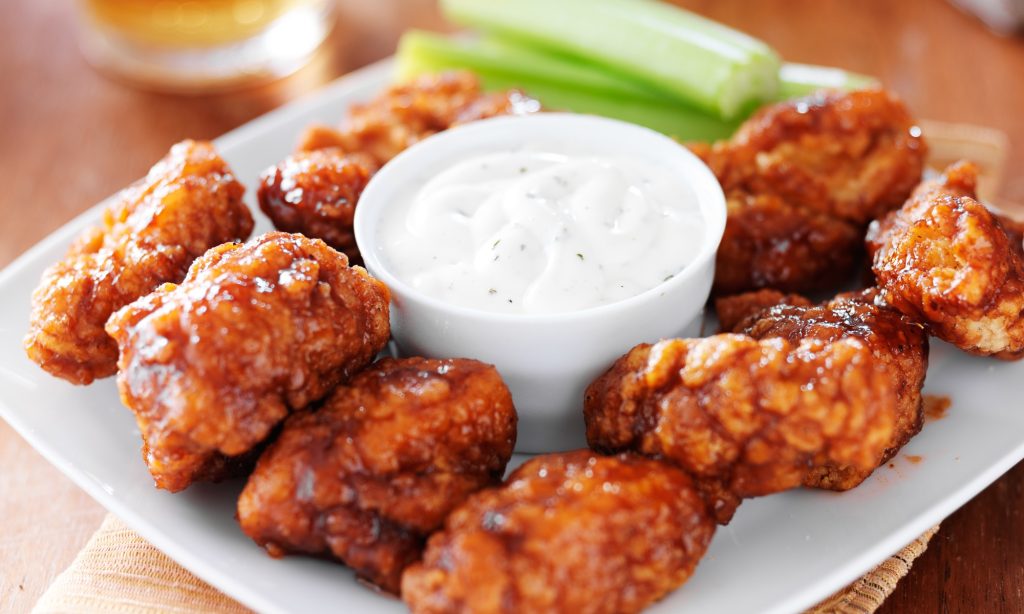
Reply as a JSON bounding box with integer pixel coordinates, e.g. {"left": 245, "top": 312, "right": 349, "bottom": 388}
{"left": 77, "top": 0, "right": 332, "bottom": 93}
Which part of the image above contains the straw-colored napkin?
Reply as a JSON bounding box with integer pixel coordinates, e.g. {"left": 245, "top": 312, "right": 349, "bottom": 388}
{"left": 34, "top": 516, "right": 250, "bottom": 614}
{"left": 807, "top": 526, "right": 940, "bottom": 614}
{"left": 32, "top": 514, "right": 938, "bottom": 614}
{"left": 32, "top": 120, "right": 1005, "bottom": 614}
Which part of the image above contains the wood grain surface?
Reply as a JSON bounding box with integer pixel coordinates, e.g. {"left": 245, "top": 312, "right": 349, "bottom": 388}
{"left": 1, "top": 0, "right": 1022, "bottom": 612}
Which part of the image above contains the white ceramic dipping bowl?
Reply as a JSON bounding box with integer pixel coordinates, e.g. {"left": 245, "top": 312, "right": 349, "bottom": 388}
{"left": 355, "top": 113, "right": 726, "bottom": 452}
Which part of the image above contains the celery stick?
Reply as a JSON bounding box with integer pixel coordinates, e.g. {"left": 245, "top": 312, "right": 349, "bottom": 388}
{"left": 395, "top": 31, "right": 669, "bottom": 102}
{"left": 441, "top": 0, "right": 781, "bottom": 119}
{"left": 520, "top": 81, "right": 741, "bottom": 141}
{"left": 395, "top": 32, "right": 878, "bottom": 140}
{"left": 396, "top": 45, "right": 739, "bottom": 141}
{"left": 779, "top": 63, "right": 879, "bottom": 99}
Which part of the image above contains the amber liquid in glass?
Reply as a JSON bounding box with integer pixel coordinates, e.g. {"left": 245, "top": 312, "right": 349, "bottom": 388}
{"left": 78, "top": 0, "right": 330, "bottom": 92}
{"left": 83, "top": 0, "right": 311, "bottom": 47}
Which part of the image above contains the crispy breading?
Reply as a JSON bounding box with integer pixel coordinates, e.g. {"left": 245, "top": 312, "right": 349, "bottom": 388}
{"left": 692, "top": 89, "right": 926, "bottom": 294}
{"left": 276, "top": 73, "right": 538, "bottom": 255}
{"left": 296, "top": 123, "right": 349, "bottom": 153}
{"left": 714, "top": 289, "right": 812, "bottom": 332}
{"left": 238, "top": 357, "right": 517, "bottom": 594}
{"left": 711, "top": 191, "right": 864, "bottom": 295}
{"left": 729, "top": 289, "right": 929, "bottom": 490}
{"left": 584, "top": 334, "right": 897, "bottom": 523}
{"left": 24, "top": 140, "right": 252, "bottom": 384}
{"left": 105, "top": 232, "right": 391, "bottom": 492}
{"left": 257, "top": 149, "right": 378, "bottom": 265}
{"left": 869, "top": 160, "right": 1024, "bottom": 359}
{"left": 297, "top": 72, "right": 540, "bottom": 166}
{"left": 867, "top": 160, "right": 980, "bottom": 258}
{"left": 401, "top": 451, "right": 714, "bottom": 614}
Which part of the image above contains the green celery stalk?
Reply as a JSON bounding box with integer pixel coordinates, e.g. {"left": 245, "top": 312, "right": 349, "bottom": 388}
{"left": 395, "top": 31, "right": 878, "bottom": 140}
{"left": 398, "top": 32, "right": 875, "bottom": 105}
{"left": 395, "top": 31, "right": 670, "bottom": 103}
{"left": 440, "top": 0, "right": 781, "bottom": 119}
{"left": 396, "top": 42, "right": 740, "bottom": 141}
{"left": 499, "top": 78, "right": 741, "bottom": 142}
{"left": 779, "top": 63, "right": 879, "bottom": 99}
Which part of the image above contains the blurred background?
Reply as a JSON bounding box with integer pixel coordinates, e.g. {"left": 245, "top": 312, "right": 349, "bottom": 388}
{"left": 1, "top": 0, "right": 1023, "bottom": 612}
{"left": 2, "top": 0, "right": 1022, "bottom": 269}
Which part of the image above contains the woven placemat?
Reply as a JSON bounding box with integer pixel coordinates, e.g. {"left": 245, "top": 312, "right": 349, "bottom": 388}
{"left": 806, "top": 526, "right": 939, "bottom": 614}
{"left": 33, "top": 514, "right": 938, "bottom": 614}
{"left": 34, "top": 516, "right": 249, "bottom": 614}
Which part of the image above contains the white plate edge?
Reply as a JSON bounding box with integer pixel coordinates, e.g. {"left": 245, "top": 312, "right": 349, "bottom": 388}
{"left": 769, "top": 435, "right": 1024, "bottom": 614}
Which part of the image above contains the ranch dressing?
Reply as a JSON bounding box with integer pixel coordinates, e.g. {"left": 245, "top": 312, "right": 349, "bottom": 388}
{"left": 379, "top": 150, "right": 705, "bottom": 314}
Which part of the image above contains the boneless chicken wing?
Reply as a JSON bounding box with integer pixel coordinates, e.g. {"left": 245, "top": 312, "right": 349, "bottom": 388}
{"left": 296, "top": 71, "right": 541, "bottom": 166}
{"left": 105, "top": 232, "right": 391, "bottom": 492}
{"left": 262, "top": 72, "right": 539, "bottom": 255}
{"left": 257, "top": 149, "right": 378, "bottom": 264}
{"left": 869, "top": 160, "right": 1024, "bottom": 359}
{"left": 722, "top": 289, "right": 929, "bottom": 490}
{"left": 692, "top": 89, "right": 926, "bottom": 294}
{"left": 584, "top": 334, "right": 897, "bottom": 523}
{"left": 24, "top": 140, "right": 252, "bottom": 384}
{"left": 401, "top": 451, "right": 714, "bottom": 614}
{"left": 714, "top": 289, "right": 812, "bottom": 333}
{"left": 238, "top": 357, "right": 517, "bottom": 594}
{"left": 707, "top": 192, "right": 864, "bottom": 295}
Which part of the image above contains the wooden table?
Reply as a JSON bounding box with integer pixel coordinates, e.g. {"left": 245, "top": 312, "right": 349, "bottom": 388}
{"left": 1, "top": 0, "right": 1021, "bottom": 611}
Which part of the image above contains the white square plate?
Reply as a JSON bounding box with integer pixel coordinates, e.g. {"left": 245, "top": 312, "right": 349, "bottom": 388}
{"left": 3, "top": 60, "right": 1023, "bottom": 614}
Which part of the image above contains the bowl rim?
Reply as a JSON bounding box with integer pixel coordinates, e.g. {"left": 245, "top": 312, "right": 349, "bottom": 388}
{"left": 353, "top": 112, "right": 726, "bottom": 325}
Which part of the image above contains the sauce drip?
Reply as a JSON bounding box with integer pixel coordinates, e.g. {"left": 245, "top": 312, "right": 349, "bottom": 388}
{"left": 923, "top": 395, "right": 951, "bottom": 421}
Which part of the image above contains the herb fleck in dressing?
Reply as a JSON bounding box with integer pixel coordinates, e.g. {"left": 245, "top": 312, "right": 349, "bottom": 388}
{"left": 380, "top": 150, "right": 705, "bottom": 314}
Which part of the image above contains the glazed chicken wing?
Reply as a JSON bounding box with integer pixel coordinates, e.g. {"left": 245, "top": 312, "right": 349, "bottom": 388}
{"left": 105, "top": 232, "right": 390, "bottom": 492}
{"left": 722, "top": 289, "right": 929, "bottom": 490}
{"left": 238, "top": 357, "right": 517, "bottom": 594}
{"left": 263, "top": 72, "right": 539, "bottom": 253}
{"left": 257, "top": 149, "right": 378, "bottom": 264}
{"left": 297, "top": 71, "right": 541, "bottom": 166}
{"left": 868, "top": 160, "right": 1024, "bottom": 359}
{"left": 714, "top": 288, "right": 812, "bottom": 333}
{"left": 401, "top": 451, "right": 714, "bottom": 614}
{"left": 24, "top": 140, "right": 252, "bottom": 384}
{"left": 584, "top": 334, "right": 897, "bottom": 523}
{"left": 692, "top": 89, "right": 927, "bottom": 295}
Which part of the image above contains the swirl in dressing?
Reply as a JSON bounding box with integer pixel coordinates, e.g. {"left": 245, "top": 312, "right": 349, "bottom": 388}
{"left": 380, "top": 150, "right": 704, "bottom": 314}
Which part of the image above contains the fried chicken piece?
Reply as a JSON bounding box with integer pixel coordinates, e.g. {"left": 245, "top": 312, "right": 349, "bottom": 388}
{"left": 105, "top": 232, "right": 391, "bottom": 492}
{"left": 401, "top": 450, "right": 714, "bottom": 614}
{"left": 997, "top": 212, "right": 1024, "bottom": 245}
{"left": 257, "top": 149, "right": 378, "bottom": 265}
{"left": 296, "top": 123, "right": 349, "bottom": 153}
{"left": 710, "top": 193, "right": 864, "bottom": 295}
{"left": 24, "top": 140, "right": 252, "bottom": 384}
{"left": 273, "top": 73, "right": 538, "bottom": 255}
{"left": 727, "top": 289, "right": 929, "bottom": 490}
{"left": 868, "top": 160, "right": 1024, "bottom": 359}
{"left": 584, "top": 334, "right": 897, "bottom": 523}
{"left": 692, "top": 89, "right": 927, "bottom": 295}
{"left": 866, "top": 160, "right": 979, "bottom": 257}
{"left": 297, "top": 71, "right": 541, "bottom": 166}
{"left": 238, "top": 357, "right": 517, "bottom": 594}
{"left": 714, "top": 289, "right": 812, "bottom": 332}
